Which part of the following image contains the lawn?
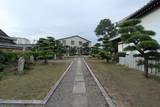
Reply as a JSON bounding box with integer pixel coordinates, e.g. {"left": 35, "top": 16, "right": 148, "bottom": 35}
{"left": 86, "top": 57, "right": 160, "bottom": 107}
{"left": 0, "top": 60, "right": 71, "bottom": 100}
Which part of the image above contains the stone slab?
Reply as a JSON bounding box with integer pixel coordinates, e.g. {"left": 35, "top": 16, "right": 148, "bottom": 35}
{"left": 76, "top": 72, "right": 83, "bottom": 76}
{"left": 83, "top": 58, "right": 116, "bottom": 107}
{"left": 75, "top": 75, "right": 84, "bottom": 82}
{"left": 73, "top": 94, "right": 88, "bottom": 107}
{"left": 73, "top": 82, "right": 86, "bottom": 94}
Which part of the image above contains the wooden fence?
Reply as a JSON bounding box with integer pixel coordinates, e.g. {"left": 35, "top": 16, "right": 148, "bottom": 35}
{"left": 119, "top": 53, "right": 160, "bottom": 77}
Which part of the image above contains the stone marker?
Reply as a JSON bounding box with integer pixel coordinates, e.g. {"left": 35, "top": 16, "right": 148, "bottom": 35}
{"left": 18, "top": 57, "right": 25, "bottom": 74}
{"left": 54, "top": 54, "right": 57, "bottom": 60}
{"left": 30, "top": 55, "right": 34, "bottom": 63}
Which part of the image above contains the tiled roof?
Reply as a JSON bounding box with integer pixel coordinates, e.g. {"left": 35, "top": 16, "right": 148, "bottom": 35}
{"left": 0, "top": 29, "right": 8, "bottom": 37}
{"left": 0, "top": 29, "right": 15, "bottom": 40}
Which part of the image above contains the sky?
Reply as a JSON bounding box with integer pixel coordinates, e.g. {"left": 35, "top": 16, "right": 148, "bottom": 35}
{"left": 0, "top": 0, "right": 150, "bottom": 44}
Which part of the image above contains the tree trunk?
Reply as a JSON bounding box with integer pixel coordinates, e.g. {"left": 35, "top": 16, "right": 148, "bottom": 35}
{"left": 106, "top": 59, "right": 109, "bottom": 63}
{"left": 144, "top": 58, "right": 149, "bottom": 78}
{"left": 44, "top": 57, "right": 47, "bottom": 64}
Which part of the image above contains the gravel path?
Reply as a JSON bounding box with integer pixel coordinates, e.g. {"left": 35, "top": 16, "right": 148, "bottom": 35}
{"left": 0, "top": 57, "right": 109, "bottom": 107}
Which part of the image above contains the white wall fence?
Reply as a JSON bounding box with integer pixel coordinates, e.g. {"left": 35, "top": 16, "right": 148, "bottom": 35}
{"left": 119, "top": 53, "right": 160, "bottom": 77}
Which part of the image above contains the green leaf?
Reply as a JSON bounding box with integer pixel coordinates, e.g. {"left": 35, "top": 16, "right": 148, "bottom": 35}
{"left": 137, "top": 59, "right": 144, "bottom": 66}
{"left": 118, "top": 19, "right": 141, "bottom": 27}
{"left": 142, "top": 30, "right": 155, "bottom": 36}
{"left": 123, "top": 46, "right": 137, "bottom": 51}
{"left": 118, "top": 25, "right": 144, "bottom": 33}
{"left": 137, "top": 40, "right": 160, "bottom": 51}
{"left": 117, "top": 52, "right": 126, "bottom": 57}
{"left": 127, "top": 32, "right": 151, "bottom": 43}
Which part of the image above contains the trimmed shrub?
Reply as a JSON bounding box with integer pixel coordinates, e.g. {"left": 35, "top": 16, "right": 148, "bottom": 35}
{"left": 0, "top": 64, "right": 5, "bottom": 72}
{"left": 0, "top": 51, "right": 36, "bottom": 72}
{"left": 37, "top": 51, "right": 54, "bottom": 60}
{"left": 0, "top": 72, "right": 4, "bottom": 80}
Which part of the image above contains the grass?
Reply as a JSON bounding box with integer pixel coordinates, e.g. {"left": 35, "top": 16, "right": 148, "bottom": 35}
{"left": 0, "top": 60, "right": 71, "bottom": 100}
{"left": 86, "top": 57, "right": 160, "bottom": 107}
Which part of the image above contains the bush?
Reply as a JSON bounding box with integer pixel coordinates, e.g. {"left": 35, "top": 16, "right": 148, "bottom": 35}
{"left": 0, "top": 51, "right": 36, "bottom": 71}
{"left": 0, "top": 64, "right": 5, "bottom": 72}
{"left": 98, "top": 51, "right": 111, "bottom": 62}
{"left": 23, "top": 55, "right": 32, "bottom": 69}
{"left": 37, "top": 51, "right": 54, "bottom": 60}
{"left": 0, "top": 51, "right": 5, "bottom": 63}
{"left": 0, "top": 72, "right": 4, "bottom": 80}
{"left": 32, "top": 52, "right": 40, "bottom": 61}
{"left": 117, "top": 52, "right": 126, "bottom": 57}
{"left": 91, "top": 53, "right": 100, "bottom": 58}
{"left": 0, "top": 51, "right": 21, "bottom": 64}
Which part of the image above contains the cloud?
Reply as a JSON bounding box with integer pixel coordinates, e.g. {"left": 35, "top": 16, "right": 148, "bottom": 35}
{"left": 0, "top": 0, "right": 150, "bottom": 44}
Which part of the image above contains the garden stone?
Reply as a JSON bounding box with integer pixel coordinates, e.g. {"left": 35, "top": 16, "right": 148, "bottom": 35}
{"left": 18, "top": 57, "right": 25, "bottom": 74}
{"left": 54, "top": 54, "right": 57, "bottom": 60}
{"left": 30, "top": 56, "right": 34, "bottom": 63}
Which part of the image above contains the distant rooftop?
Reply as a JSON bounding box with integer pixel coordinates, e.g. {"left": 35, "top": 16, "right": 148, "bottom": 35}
{"left": 0, "top": 29, "right": 8, "bottom": 37}
{"left": 0, "top": 29, "right": 15, "bottom": 40}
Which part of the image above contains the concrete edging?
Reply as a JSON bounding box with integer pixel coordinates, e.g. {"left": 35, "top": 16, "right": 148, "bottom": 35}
{"left": 83, "top": 58, "right": 116, "bottom": 107}
{"left": 0, "top": 60, "right": 74, "bottom": 105}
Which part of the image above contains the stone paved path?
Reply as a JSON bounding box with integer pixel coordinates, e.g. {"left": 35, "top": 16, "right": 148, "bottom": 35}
{"left": 0, "top": 57, "right": 109, "bottom": 107}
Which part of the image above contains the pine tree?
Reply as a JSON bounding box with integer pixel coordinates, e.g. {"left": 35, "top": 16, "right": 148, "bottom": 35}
{"left": 95, "top": 19, "right": 116, "bottom": 38}
{"left": 91, "top": 43, "right": 101, "bottom": 57}
{"left": 95, "top": 19, "right": 117, "bottom": 62}
{"left": 82, "top": 42, "right": 90, "bottom": 55}
{"left": 54, "top": 40, "right": 66, "bottom": 59}
{"left": 118, "top": 19, "right": 160, "bottom": 78}
{"left": 37, "top": 38, "right": 51, "bottom": 64}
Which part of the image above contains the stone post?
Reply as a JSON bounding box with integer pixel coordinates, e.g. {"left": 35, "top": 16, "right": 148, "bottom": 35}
{"left": 54, "top": 54, "right": 57, "bottom": 60}
{"left": 18, "top": 57, "right": 25, "bottom": 74}
{"left": 30, "top": 56, "right": 34, "bottom": 64}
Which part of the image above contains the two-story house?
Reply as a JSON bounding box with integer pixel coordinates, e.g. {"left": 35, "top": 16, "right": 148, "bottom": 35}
{"left": 58, "top": 35, "right": 91, "bottom": 47}
{"left": 58, "top": 35, "right": 91, "bottom": 55}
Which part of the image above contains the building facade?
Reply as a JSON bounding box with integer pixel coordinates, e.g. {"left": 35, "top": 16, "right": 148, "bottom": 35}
{"left": 111, "top": 0, "right": 160, "bottom": 75}
{"left": 13, "top": 37, "right": 31, "bottom": 44}
{"left": 58, "top": 35, "right": 91, "bottom": 47}
{"left": 0, "top": 29, "right": 31, "bottom": 51}
{"left": 58, "top": 35, "right": 91, "bottom": 55}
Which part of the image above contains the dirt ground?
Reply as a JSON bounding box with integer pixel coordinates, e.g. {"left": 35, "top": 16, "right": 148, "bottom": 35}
{"left": 86, "top": 58, "right": 160, "bottom": 107}
{"left": 0, "top": 60, "right": 71, "bottom": 100}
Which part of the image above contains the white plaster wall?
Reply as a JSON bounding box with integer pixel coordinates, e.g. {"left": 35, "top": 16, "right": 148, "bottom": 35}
{"left": 141, "top": 8, "right": 160, "bottom": 42}
{"left": 118, "top": 43, "right": 132, "bottom": 54}
{"left": 60, "top": 36, "right": 91, "bottom": 47}
{"left": 15, "top": 38, "right": 31, "bottom": 44}
{"left": 118, "top": 42, "right": 125, "bottom": 52}
{"left": 118, "top": 8, "right": 160, "bottom": 73}
{"left": 118, "top": 8, "right": 160, "bottom": 53}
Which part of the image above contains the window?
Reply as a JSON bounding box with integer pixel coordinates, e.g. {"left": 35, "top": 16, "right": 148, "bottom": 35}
{"left": 79, "top": 41, "right": 82, "bottom": 45}
{"left": 71, "top": 40, "right": 75, "bottom": 45}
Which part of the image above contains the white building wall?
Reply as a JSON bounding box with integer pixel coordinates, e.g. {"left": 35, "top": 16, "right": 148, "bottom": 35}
{"left": 118, "top": 8, "right": 160, "bottom": 76}
{"left": 119, "top": 8, "right": 160, "bottom": 53}
{"left": 141, "top": 8, "right": 160, "bottom": 42}
{"left": 14, "top": 38, "right": 31, "bottom": 44}
{"left": 118, "top": 42, "right": 123, "bottom": 52}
